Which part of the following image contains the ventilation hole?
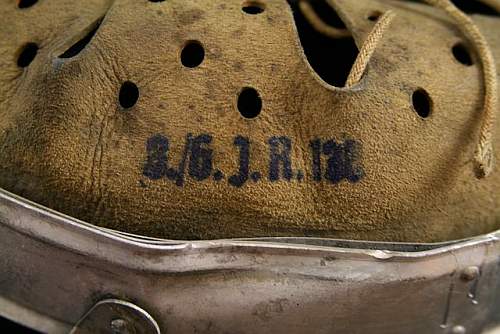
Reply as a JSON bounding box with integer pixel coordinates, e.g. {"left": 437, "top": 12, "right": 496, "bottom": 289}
{"left": 18, "top": 0, "right": 38, "bottom": 9}
{"left": 17, "top": 43, "right": 38, "bottom": 68}
{"left": 238, "top": 87, "right": 262, "bottom": 119}
{"left": 368, "top": 10, "right": 382, "bottom": 21}
{"left": 286, "top": 0, "right": 358, "bottom": 87}
{"left": 412, "top": 89, "right": 432, "bottom": 119}
{"left": 181, "top": 41, "right": 205, "bottom": 68}
{"left": 59, "top": 19, "right": 103, "bottom": 58}
{"left": 242, "top": 1, "right": 265, "bottom": 14}
{"left": 452, "top": 42, "right": 473, "bottom": 66}
{"left": 119, "top": 81, "right": 139, "bottom": 109}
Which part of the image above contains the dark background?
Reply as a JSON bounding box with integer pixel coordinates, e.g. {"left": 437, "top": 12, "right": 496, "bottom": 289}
{"left": 0, "top": 315, "right": 40, "bottom": 333}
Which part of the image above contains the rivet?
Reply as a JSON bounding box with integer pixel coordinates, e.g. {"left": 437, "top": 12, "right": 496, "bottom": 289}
{"left": 452, "top": 325, "right": 466, "bottom": 334}
{"left": 461, "top": 266, "right": 479, "bottom": 281}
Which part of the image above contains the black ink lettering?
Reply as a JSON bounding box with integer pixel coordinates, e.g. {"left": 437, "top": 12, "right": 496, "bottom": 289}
{"left": 251, "top": 171, "right": 261, "bottom": 182}
{"left": 188, "top": 134, "right": 213, "bottom": 181}
{"left": 322, "top": 140, "right": 343, "bottom": 184}
{"left": 144, "top": 134, "right": 364, "bottom": 186}
{"left": 143, "top": 134, "right": 169, "bottom": 180}
{"left": 322, "top": 139, "right": 364, "bottom": 184}
{"left": 296, "top": 170, "right": 304, "bottom": 182}
{"left": 229, "top": 136, "right": 250, "bottom": 187}
{"left": 213, "top": 170, "right": 224, "bottom": 181}
{"left": 166, "top": 134, "right": 193, "bottom": 187}
{"left": 310, "top": 139, "right": 322, "bottom": 182}
{"left": 343, "top": 139, "right": 365, "bottom": 183}
{"left": 269, "top": 136, "right": 293, "bottom": 182}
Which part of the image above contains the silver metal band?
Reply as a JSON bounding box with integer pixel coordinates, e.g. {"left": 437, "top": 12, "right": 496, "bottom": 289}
{"left": 0, "top": 188, "right": 498, "bottom": 333}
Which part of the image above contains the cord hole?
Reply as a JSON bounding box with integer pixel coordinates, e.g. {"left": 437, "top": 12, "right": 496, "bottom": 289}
{"left": 412, "top": 89, "right": 432, "bottom": 119}
{"left": 119, "top": 81, "right": 139, "bottom": 109}
{"left": 18, "top": 0, "right": 38, "bottom": 9}
{"left": 286, "top": 0, "right": 358, "bottom": 87}
{"left": 17, "top": 43, "right": 38, "bottom": 68}
{"left": 452, "top": 42, "right": 473, "bottom": 66}
{"left": 181, "top": 41, "right": 205, "bottom": 68}
{"left": 238, "top": 87, "right": 262, "bottom": 119}
{"left": 368, "top": 10, "right": 382, "bottom": 21}
{"left": 149, "top": 0, "right": 165, "bottom": 2}
{"left": 242, "top": 1, "right": 265, "bottom": 14}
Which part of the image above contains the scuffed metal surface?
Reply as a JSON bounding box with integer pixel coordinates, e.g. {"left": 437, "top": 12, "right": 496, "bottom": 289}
{"left": 0, "top": 188, "right": 498, "bottom": 333}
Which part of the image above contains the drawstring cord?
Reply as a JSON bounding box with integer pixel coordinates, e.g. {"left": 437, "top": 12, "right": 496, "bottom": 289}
{"left": 422, "top": 0, "right": 497, "bottom": 178}
{"left": 299, "top": 0, "right": 498, "bottom": 179}
{"left": 345, "top": 11, "right": 395, "bottom": 88}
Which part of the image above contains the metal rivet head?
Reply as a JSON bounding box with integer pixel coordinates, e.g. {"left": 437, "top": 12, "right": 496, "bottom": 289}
{"left": 71, "top": 300, "right": 159, "bottom": 334}
{"left": 461, "top": 266, "right": 480, "bottom": 281}
{"left": 111, "top": 319, "right": 128, "bottom": 334}
{"left": 452, "top": 325, "right": 466, "bottom": 334}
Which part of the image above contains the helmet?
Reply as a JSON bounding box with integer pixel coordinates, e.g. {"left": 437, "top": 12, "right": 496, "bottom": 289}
{"left": 0, "top": 0, "right": 499, "bottom": 332}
